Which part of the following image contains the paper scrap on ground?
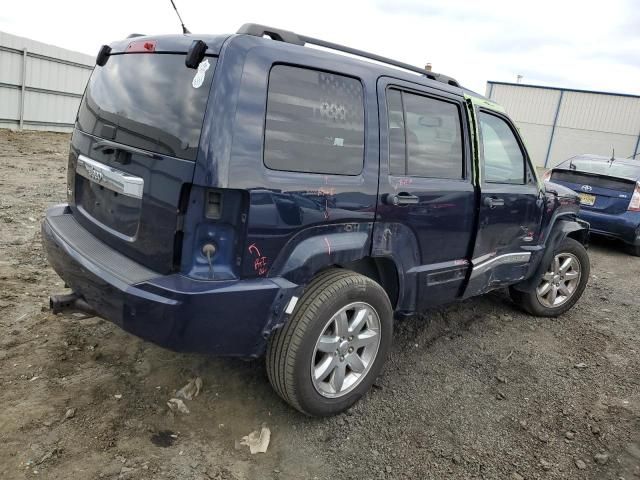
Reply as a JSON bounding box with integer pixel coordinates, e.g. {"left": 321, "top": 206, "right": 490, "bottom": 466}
{"left": 167, "top": 398, "right": 190, "bottom": 414}
{"left": 176, "top": 377, "right": 203, "bottom": 400}
{"left": 240, "top": 426, "right": 271, "bottom": 454}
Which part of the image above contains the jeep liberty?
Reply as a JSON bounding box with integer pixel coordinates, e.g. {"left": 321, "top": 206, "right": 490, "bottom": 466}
{"left": 43, "top": 24, "right": 590, "bottom": 416}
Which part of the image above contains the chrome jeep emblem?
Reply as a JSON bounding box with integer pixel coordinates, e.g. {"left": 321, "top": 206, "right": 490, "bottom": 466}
{"left": 87, "top": 166, "right": 104, "bottom": 183}
{"left": 76, "top": 155, "right": 144, "bottom": 199}
{"left": 581, "top": 185, "right": 592, "bottom": 192}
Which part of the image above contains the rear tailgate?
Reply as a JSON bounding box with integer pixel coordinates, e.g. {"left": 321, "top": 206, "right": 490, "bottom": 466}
{"left": 550, "top": 169, "right": 636, "bottom": 214}
{"left": 69, "top": 38, "right": 220, "bottom": 273}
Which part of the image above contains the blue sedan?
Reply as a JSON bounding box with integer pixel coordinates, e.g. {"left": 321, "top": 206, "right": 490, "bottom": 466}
{"left": 544, "top": 154, "right": 640, "bottom": 256}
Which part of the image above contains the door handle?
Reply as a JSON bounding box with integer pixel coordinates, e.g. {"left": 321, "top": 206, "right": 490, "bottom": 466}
{"left": 396, "top": 192, "right": 419, "bottom": 205}
{"left": 384, "top": 192, "right": 419, "bottom": 206}
{"left": 484, "top": 196, "right": 505, "bottom": 209}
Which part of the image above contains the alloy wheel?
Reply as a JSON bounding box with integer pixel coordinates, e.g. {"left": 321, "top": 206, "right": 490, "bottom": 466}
{"left": 536, "top": 252, "right": 582, "bottom": 308}
{"left": 310, "top": 302, "right": 381, "bottom": 398}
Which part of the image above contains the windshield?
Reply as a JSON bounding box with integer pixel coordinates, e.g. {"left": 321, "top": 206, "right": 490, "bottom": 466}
{"left": 560, "top": 158, "right": 640, "bottom": 181}
{"left": 76, "top": 54, "right": 216, "bottom": 161}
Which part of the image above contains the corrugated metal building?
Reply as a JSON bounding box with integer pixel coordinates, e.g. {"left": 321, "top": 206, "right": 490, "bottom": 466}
{"left": 486, "top": 81, "right": 640, "bottom": 168}
{"left": 0, "top": 31, "right": 94, "bottom": 132}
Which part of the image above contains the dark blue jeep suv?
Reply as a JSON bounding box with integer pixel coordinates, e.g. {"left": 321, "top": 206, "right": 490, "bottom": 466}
{"left": 43, "top": 24, "right": 590, "bottom": 416}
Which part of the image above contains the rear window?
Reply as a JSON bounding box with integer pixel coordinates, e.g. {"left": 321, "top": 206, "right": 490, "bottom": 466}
{"left": 551, "top": 170, "right": 636, "bottom": 192}
{"left": 558, "top": 158, "right": 640, "bottom": 181}
{"left": 264, "top": 65, "right": 365, "bottom": 175}
{"left": 76, "top": 54, "right": 216, "bottom": 161}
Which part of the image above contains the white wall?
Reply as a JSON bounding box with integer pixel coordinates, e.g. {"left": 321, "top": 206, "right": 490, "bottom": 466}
{"left": 487, "top": 82, "right": 640, "bottom": 168}
{"left": 0, "top": 31, "right": 94, "bottom": 132}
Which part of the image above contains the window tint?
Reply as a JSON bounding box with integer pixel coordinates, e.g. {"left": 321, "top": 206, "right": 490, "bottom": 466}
{"left": 264, "top": 66, "right": 365, "bottom": 175}
{"left": 479, "top": 112, "right": 525, "bottom": 184}
{"left": 386, "top": 89, "right": 463, "bottom": 179}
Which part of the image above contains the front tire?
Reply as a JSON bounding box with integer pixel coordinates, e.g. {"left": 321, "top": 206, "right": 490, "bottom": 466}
{"left": 510, "top": 237, "right": 590, "bottom": 317}
{"left": 266, "top": 269, "right": 393, "bottom": 416}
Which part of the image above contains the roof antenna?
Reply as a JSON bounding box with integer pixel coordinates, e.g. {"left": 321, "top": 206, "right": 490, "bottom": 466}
{"left": 609, "top": 147, "right": 615, "bottom": 167}
{"left": 169, "top": 0, "right": 190, "bottom": 34}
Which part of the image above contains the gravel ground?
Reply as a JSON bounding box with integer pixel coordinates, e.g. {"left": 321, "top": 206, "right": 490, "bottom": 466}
{"left": 0, "top": 129, "right": 639, "bottom": 480}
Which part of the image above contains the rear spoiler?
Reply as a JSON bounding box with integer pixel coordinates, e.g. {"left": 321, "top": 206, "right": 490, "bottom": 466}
{"left": 95, "top": 34, "right": 229, "bottom": 66}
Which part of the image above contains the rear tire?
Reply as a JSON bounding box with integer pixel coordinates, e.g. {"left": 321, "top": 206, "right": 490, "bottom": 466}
{"left": 510, "top": 237, "right": 590, "bottom": 317}
{"left": 266, "top": 268, "right": 393, "bottom": 416}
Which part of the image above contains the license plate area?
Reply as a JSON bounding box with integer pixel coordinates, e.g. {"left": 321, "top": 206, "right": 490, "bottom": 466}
{"left": 578, "top": 193, "right": 596, "bottom": 206}
{"left": 75, "top": 156, "right": 144, "bottom": 239}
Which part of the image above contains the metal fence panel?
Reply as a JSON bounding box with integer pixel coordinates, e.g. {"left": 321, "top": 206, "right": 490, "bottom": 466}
{"left": 0, "top": 49, "right": 23, "bottom": 84}
{"left": 487, "top": 83, "right": 560, "bottom": 126}
{"left": 26, "top": 55, "right": 92, "bottom": 94}
{"left": 488, "top": 81, "right": 640, "bottom": 168}
{"left": 549, "top": 128, "right": 637, "bottom": 167}
{"left": 0, "top": 87, "right": 21, "bottom": 120}
{"left": 557, "top": 91, "right": 640, "bottom": 136}
{"left": 24, "top": 90, "right": 80, "bottom": 126}
{"left": 0, "top": 31, "right": 94, "bottom": 132}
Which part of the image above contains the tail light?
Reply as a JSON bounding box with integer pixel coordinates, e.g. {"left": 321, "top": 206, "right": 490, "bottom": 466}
{"left": 542, "top": 170, "right": 552, "bottom": 182}
{"left": 180, "top": 187, "right": 247, "bottom": 280}
{"left": 629, "top": 182, "right": 640, "bottom": 211}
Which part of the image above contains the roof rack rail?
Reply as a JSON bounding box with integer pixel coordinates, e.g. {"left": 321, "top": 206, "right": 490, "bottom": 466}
{"left": 236, "top": 23, "right": 460, "bottom": 88}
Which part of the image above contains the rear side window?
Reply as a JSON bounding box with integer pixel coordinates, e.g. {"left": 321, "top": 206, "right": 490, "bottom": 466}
{"left": 386, "top": 89, "right": 463, "bottom": 179}
{"left": 77, "top": 54, "right": 216, "bottom": 161}
{"left": 264, "top": 65, "right": 365, "bottom": 175}
{"left": 479, "top": 112, "right": 526, "bottom": 184}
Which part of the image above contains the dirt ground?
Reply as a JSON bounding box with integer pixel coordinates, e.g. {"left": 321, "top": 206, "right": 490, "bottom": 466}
{"left": 0, "top": 129, "right": 639, "bottom": 480}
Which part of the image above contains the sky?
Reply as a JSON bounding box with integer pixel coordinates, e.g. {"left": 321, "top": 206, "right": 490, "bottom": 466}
{"left": 1, "top": 0, "right": 639, "bottom": 96}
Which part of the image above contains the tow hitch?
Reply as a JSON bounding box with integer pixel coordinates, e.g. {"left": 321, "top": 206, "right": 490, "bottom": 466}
{"left": 49, "top": 293, "right": 96, "bottom": 316}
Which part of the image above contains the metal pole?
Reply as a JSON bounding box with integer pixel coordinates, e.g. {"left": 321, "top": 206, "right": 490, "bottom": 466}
{"left": 544, "top": 90, "right": 564, "bottom": 168}
{"left": 19, "top": 48, "right": 27, "bottom": 129}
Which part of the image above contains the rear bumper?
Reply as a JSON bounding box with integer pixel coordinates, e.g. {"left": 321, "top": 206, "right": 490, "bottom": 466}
{"left": 578, "top": 209, "right": 640, "bottom": 246}
{"left": 42, "top": 205, "right": 298, "bottom": 357}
